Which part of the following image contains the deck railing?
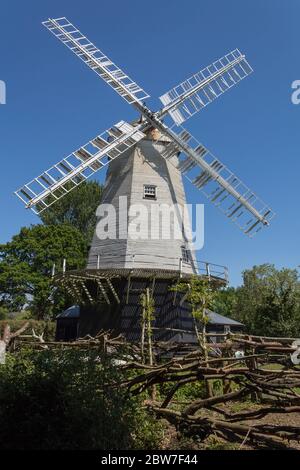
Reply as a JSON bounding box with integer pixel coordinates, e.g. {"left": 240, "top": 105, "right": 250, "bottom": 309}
{"left": 54, "top": 253, "right": 229, "bottom": 284}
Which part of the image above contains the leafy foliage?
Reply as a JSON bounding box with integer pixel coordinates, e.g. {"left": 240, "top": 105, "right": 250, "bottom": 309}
{"left": 234, "top": 264, "right": 300, "bottom": 336}
{"left": 140, "top": 289, "right": 155, "bottom": 363}
{"left": 0, "top": 349, "right": 163, "bottom": 450}
{"left": 0, "top": 306, "right": 8, "bottom": 320}
{"left": 170, "top": 277, "right": 215, "bottom": 398}
{"left": 214, "top": 264, "right": 300, "bottom": 337}
{"left": 159, "top": 380, "right": 206, "bottom": 403}
{"left": 0, "top": 224, "right": 87, "bottom": 319}
{"left": 39, "top": 180, "right": 103, "bottom": 244}
{"left": 213, "top": 287, "right": 237, "bottom": 319}
{"left": 171, "top": 277, "right": 215, "bottom": 325}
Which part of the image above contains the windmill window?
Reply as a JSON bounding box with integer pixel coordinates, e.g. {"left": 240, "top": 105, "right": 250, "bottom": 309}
{"left": 181, "top": 246, "right": 190, "bottom": 263}
{"left": 143, "top": 185, "right": 157, "bottom": 200}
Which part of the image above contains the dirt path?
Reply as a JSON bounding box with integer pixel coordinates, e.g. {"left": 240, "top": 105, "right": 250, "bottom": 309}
{"left": 245, "top": 411, "right": 300, "bottom": 450}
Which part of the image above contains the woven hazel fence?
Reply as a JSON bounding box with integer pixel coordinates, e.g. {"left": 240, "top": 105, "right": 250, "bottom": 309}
{"left": 9, "top": 330, "right": 300, "bottom": 449}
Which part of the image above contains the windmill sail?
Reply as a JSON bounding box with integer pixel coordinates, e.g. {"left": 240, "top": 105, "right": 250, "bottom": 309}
{"left": 156, "top": 125, "right": 274, "bottom": 237}
{"left": 15, "top": 121, "right": 145, "bottom": 214}
{"left": 15, "top": 19, "right": 274, "bottom": 238}
{"left": 43, "top": 17, "right": 150, "bottom": 105}
{"left": 159, "top": 49, "right": 252, "bottom": 125}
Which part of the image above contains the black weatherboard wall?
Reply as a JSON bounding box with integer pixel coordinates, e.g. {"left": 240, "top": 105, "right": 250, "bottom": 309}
{"left": 79, "top": 278, "right": 194, "bottom": 342}
{"left": 56, "top": 278, "right": 243, "bottom": 342}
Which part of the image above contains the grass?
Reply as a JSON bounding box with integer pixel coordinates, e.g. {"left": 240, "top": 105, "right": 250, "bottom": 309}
{"left": 262, "top": 363, "right": 284, "bottom": 371}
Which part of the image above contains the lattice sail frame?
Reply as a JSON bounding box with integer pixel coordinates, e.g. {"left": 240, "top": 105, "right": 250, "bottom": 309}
{"left": 159, "top": 49, "right": 253, "bottom": 125}
{"left": 42, "top": 17, "right": 150, "bottom": 105}
{"left": 153, "top": 124, "right": 275, "bottom": 237}
{"left": 15, "top": 121, "right": 146, "bottom": 214}
{"left": 15, "top": 16, "right": 274, "bottom": 238}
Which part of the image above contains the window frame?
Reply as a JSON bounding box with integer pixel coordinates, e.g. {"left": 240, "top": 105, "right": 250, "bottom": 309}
{"left": 181, "top": 246, "right": 190, "bottom": 263}
{"left": 143, "top": 184, "right": 157, "bottom": 200}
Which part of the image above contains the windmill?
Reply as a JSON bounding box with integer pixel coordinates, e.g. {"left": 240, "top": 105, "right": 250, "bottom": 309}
{"left": 15, "top": 17, "right": 274, "bottom": 342}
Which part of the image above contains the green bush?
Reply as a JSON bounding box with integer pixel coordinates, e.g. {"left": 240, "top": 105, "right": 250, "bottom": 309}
{"left": 0, "top": 348, "right": 162, "bottom": 450}
{"left": 0, "top": 320, "right": 55, "bottom": 341}
{"left": 159, "top": 380, "right": 206, "bottom": 403}
{"left": 0, "top": 307, "right": 8, "bottom": 320}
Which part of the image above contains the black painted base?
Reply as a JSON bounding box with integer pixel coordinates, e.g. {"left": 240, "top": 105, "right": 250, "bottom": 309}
{"left": 78, "top": 277, "right": 197, "bottom": 343}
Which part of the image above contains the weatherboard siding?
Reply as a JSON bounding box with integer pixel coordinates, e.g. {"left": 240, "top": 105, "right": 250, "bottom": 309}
{"left": 87, "top": 137, "right": 197, "bottom": 274}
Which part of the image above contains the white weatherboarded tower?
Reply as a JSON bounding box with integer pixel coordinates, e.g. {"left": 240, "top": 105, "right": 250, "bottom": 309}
{"left": 15, "top": 17, "right": 274, "bottom": 341}
{"left": 87, "top": 129, "right": 197, "bottom": 275}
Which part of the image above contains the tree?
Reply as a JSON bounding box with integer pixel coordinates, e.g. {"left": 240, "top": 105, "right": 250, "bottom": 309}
{"left": 140, "top": 288, "right": 155, "bottom": 363}
{"left": 140, "top": 288, "right": 156, "bottom": 398}
{"left": 171, "top": 277, "right": 216, "bottom": 396}
{"left": 171, "top": 277, "right": 215, "bottom": 343}
{"left": 233, "top": 264, "right": 300, "bottom": 337}
{"left": 39, "top": 180, "right": 103, "bottom": 244}
{"left": 0, "top": 224, "right": 87, "bottom": 319}
{"left": 213, "top": 287, "right": 237, "bottom": 319}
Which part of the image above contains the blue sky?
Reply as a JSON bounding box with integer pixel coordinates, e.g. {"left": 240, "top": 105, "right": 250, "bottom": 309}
{"left": 0, "top": 0, "right": 299, "bottom": 286}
